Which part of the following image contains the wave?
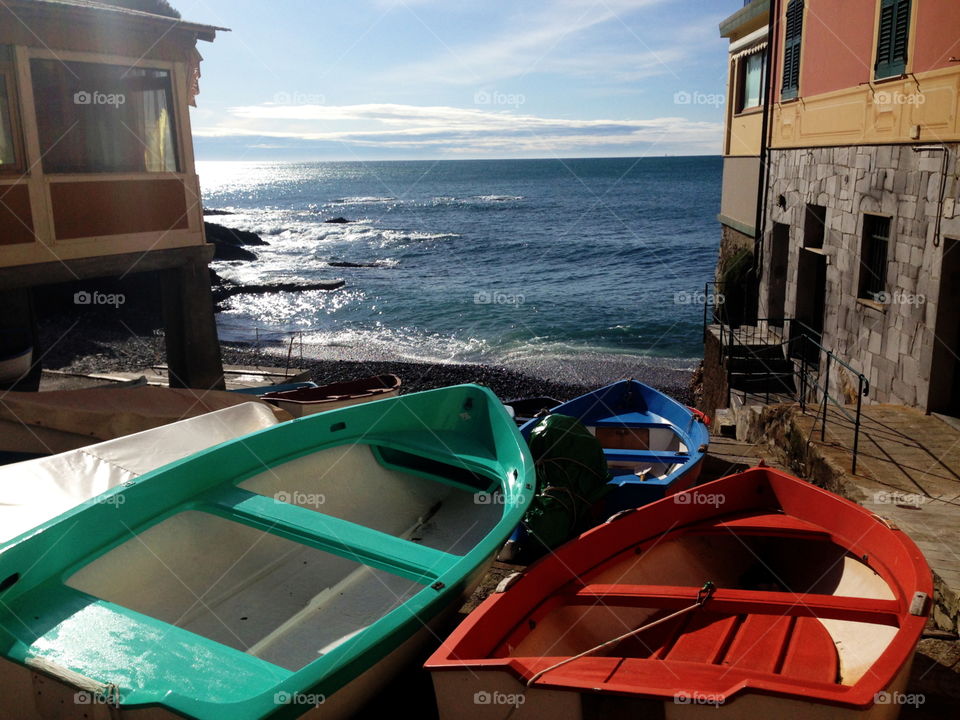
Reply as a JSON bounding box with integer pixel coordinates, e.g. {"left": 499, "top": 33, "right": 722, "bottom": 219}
{"left": 473, "top": 195, "right": 524, "bottom": 202}
{"left": 331, "top": 196, "right": 395, "bottom": 205}
{"left": 427, "top": 195, "right": 525, "bottom": 207}
{"left": 379, "top": 230, "right": 460, "bottom": 244}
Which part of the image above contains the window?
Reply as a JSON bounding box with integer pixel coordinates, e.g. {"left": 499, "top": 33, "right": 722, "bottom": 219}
{"left": 803, "top": 204, "right": 826, "bottom": 249}
{"left": 737, "top": 51, "right": 766, "bottom": 112}
{"left": 875, "top": 0, "right": 911, "bottom": 79}
{"left": 781, "top": 0, "right": 803, "bottom": 100}
{"left": 0, "top": 46, "right": 20, "bottom": 171}
{"left": 30, "top": 59, "right": 180, "bottom": 174}
{"left": 859, "top": 215, "right": 890, "bottom": 301}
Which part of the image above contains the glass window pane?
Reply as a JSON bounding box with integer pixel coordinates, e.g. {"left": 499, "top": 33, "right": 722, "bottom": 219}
{"left": 742, "top": 53, "right": 763, "bottom": 110}
{"left": 31, "top": 59, "right": 180, "bottom": 174}
{"left": 0, "top": 74, "right": 16, "bottom": 167}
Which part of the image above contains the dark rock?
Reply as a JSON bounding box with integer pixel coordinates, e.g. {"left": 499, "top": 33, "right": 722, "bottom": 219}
{"left": 324, "top": 217, "right": 350, "bottom": 224}
{"left": 204, "top": 221, "right": 269, "bottom": 247}
{"left": 211, "top": 243, "right": 258, "bottom": 262}
{"left": 214, "top": 279, "right": 345, "bottom": 299}
{"left": 328, "top": 261, "right": 381, "bottom": 268}
{"left": 203, "top": 208, "right": 235, "bottom": 216}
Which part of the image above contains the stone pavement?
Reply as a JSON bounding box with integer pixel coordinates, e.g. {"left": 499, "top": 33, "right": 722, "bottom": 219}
{"left": 792, "top": 403, "right": 960, "bottom": 631}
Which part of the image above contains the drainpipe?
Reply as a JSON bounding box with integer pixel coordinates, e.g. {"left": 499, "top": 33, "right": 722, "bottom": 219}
{"left": 752, "top": 1, "right": 777, "bottom": 317}
{"left": 911, "top": 144, "right": 951, "bottom": 248}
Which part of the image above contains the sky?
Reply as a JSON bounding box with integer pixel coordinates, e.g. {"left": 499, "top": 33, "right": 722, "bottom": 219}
{"left": 177, "top": 0, "right": 735, "bottom": 161}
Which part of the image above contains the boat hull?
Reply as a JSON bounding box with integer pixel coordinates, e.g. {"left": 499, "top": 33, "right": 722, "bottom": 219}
{"left": 270, "top": 387, "right": 400, "bottom": 417}
{"left": 431, "top": 658, "right": 915, "bottom": 720}
{"left": 0, "top": 385, "right": 533, "bottom": 720}
{"left": 427, "top": 467, "right": 932, "bottom": 719}
{"left": 263, "top": 374, "right": 402, "bottom": 418}
{"left": 519, "top": 380, "right": 710, "bottom": 515}
{"left": 0, "top": 554, "right": 496, "bottom": 720}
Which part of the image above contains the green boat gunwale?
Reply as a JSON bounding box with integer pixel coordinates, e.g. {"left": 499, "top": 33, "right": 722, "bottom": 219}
{"left": 0, "top": 384, "right": 533, "bottom": 720}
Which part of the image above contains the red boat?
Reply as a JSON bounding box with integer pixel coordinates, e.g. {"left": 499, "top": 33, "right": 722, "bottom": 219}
{"left": 426, "top": 467, "right": 932, "bottom": 719}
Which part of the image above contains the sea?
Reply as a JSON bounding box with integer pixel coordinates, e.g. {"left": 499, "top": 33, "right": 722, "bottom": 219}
{"left": 198, "top": 156, "right": 721, "bottom": 381}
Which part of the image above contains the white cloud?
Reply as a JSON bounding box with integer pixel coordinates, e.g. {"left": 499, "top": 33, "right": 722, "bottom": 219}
{"left": 376, "top": 0, "right": 680, "bottom": 87}
{"left": 194, "top": 101, "right": 721, "bottom": 156}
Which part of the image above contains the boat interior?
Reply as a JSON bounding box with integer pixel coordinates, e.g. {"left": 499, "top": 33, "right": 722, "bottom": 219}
{"left": 494, "top": 514, "right": 903, "bottom": 693}
{"left": 584, "top": 412, "right": 689, "bottom": 484}
{"left": 61, "top": 443, "right": 504, "bottom": 671}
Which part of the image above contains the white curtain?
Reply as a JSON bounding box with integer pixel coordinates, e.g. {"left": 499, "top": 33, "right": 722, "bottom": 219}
{"left": 742, "top": 52, "right": 764, "bottom": 110}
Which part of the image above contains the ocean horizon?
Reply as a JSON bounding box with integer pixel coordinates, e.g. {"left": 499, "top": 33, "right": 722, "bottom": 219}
{"left": 199, "top": 155, "right": 721, "bottom": 380}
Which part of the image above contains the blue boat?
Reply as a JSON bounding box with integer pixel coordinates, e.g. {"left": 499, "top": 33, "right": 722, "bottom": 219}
{"left": 520, "top": 379, "right": 710, "bottom": 514}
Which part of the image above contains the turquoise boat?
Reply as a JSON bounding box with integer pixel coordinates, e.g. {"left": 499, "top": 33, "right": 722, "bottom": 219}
{"left": 0, "top": 384, "right": 533, "bottom": 720}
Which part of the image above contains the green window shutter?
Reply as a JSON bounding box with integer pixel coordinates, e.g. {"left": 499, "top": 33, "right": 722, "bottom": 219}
{"left": 875, "top": 0, "right": 910, "bottom": 79}
{"left": 781, "top": 0, "right": 803, "bottom": 99}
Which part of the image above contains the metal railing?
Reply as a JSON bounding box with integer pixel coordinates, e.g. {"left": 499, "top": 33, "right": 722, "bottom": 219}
{"left": 704, "top": 294, "right": 870, "bottom": 474}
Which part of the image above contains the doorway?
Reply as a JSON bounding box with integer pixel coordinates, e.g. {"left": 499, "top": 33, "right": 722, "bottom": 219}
{"left": 929, "top": 237, "right": 960, "bottom": 416}
{"left": 767, "top": 223, "right": 790, "bottom": 321}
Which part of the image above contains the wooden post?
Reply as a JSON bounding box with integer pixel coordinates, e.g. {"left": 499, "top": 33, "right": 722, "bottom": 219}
{"left": 0, "top": 288, "right": 41, "bottom": 392}
{"left": 161, "top": 260, "right": 225, "bottom": 390}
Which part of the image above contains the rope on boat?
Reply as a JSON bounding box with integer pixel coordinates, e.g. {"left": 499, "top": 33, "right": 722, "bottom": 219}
{"left": 524, "top": 581, "right": 716, "bottom": 688}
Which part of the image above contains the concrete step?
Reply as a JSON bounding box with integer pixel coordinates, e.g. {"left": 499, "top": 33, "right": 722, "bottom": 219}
{"left": 729, "top": 372, "right": 796, "bottom": 394}
{"left": 727, "top": 357, "right": 795, "bottom": 374}
{"left": 726, "top": 343, "right": 787, "bottom": 360}
{"left": 714, "top": 408, "right": 737, "bottom": 438}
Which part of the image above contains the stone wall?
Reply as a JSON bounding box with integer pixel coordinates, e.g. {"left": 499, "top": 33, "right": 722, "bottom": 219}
{"left": 717, "top": 224, "right": 754, "bottom": 281}
{"left": 759, "top": 143, "right": 960, "bottom": 410}
{"left": 697, "top": 328, "right": 729, "bottom": 425}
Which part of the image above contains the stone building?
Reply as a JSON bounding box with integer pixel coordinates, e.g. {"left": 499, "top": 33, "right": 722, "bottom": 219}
{"left": 716, "top": 0, "right": 960, "bottom": 416}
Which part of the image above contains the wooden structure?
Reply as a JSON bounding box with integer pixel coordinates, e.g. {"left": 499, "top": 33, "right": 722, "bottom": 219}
{"left": 0, "top": 0, "right": 226, "bottom": 390}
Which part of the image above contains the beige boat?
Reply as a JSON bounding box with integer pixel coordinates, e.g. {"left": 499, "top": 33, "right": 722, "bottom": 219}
{"left": 0, "top": 386, "right": 291, "bottom": 456}
{"left": 262, "top": 374, "right": 401, "bottom": 417}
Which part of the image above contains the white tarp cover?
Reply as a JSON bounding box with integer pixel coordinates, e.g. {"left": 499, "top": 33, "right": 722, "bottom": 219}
{"left": 0, "top": 402, "right": 279, "bottom": 545}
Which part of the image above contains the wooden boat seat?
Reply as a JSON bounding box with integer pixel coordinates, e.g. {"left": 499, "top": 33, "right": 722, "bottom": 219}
{"left": 695, "top": 512, "right": 835, "bottom": 540}
{"left": 569, "top": 584, "right": 901, "bottom": 625}
{"left": 206, "top": 486, "right": 460, "bottom": 582}
{"left": 591, "top": 411, "right": 667, "bottom": 426}
{"left": 372, "top": 429, "right": 508, "bottom": 488}
{"left": 604, "top": 449, "right": 690, "bottom": 464}
{"left": 11, "top": 581, "right": 291, "bottom": 706}
{"left": 591, "top": 418, "right": 677, "bottom": 430}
